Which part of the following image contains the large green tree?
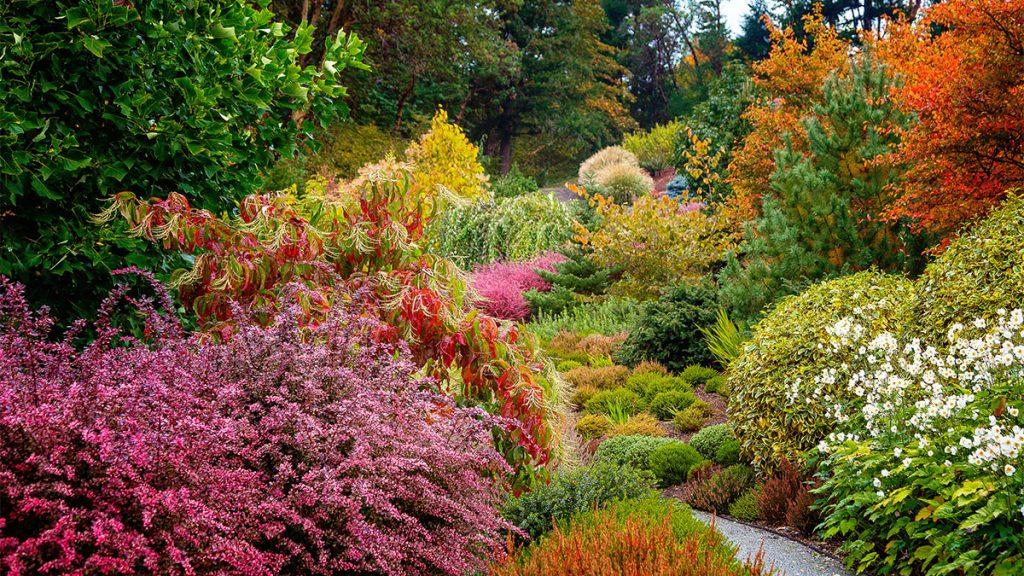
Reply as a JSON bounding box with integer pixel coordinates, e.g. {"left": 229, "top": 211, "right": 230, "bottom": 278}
{"left": 0, "top": 0, "right": 364, "bottom": 319}
{"left": 718, "top": 54, "right": 922, "bottom": 321}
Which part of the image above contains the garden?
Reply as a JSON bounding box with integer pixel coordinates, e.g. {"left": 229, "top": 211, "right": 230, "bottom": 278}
{"left": 1, "top": 0, "right": 1023, "bottom": 574}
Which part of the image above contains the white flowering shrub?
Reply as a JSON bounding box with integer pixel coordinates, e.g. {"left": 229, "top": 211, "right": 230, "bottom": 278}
{"left": 817, "top": 309, "right": 1024, "bottom": 576}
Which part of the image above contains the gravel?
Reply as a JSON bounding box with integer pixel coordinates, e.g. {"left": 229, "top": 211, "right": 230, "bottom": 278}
{"left": 691, "top": 510, "right": 853, "bottom": 576}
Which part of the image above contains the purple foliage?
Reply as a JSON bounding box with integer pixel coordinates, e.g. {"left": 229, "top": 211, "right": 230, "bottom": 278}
{"left": 0, "top": 277, "right": 509, "bottom": 576}
{"left": 471, "top": 252, "right": 566, "bottom": 320}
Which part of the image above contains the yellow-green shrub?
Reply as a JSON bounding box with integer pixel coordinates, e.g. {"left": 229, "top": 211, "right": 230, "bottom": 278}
{"left": 571, "top": 386, "right": 599, "bottom": 408}
{"left": 607, "top": 413, "right": 667, "bottom": 438}
{"left": 576, "top": 194, "right": 737, "bottom": 298}
{"left": 584, "top": 388, "right": 643, "bottom": 416}
{"left": 910, "top": 191, "right": 1024, "bottom": 343}
{"left": 727, "top": 271, "right": 914, "bottom": 473}
{"left": 576, "top": 413, "right": 613, "bottom": 440}
{"left": 673, "top": 402, "right": 709, "bottom": 432}
{"left": 578, "top": 146, "right": 639, "bottom": 189}
{"left": 405, "top": 108, "right": 489, "bottom": 204}
{"left": 622, "top": 121, "right": 683, "bottom": 171}
{"left": 591, "top": 163, "right": 654, "bottom": 204}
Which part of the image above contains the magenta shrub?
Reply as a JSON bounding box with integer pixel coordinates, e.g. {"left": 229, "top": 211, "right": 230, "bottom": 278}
{"left": 0, "top": 277, "right": 509, "bottom": 576}
{"left": 471, "top": 252, "right": 565, "bottom": 320}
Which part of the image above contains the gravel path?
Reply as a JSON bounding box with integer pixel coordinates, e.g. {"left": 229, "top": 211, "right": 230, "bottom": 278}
{"left": 691, "top": 511, "right": 852, "bottom": 576}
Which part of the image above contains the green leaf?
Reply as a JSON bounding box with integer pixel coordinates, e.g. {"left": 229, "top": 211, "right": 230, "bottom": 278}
{"left": 82, "top": 35, "right": 110, "bottom": 58}
{"left": 211, "top": 23, "right": 236, "bottom": 41}
{"left": 30, "top": 176, "right": 61, "bottom": 200}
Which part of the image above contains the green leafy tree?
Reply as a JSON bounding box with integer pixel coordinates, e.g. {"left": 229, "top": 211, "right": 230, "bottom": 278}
{"left": 718, "top": 54, "right": 920, "bottom": 321}
{"left": 0, "top": 0, "right": 365, "bottom": 319}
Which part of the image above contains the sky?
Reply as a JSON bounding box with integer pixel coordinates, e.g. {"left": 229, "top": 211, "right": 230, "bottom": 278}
{"left": 721, "top": 0, "right": 752, "bottom": 35}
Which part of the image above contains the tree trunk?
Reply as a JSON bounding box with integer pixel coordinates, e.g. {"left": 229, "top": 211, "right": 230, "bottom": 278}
{"left": 498, "top": 130, "right": 514, "bottom": 175}
{"left": 393, "top": 76, "right": 417, "bottom": 132}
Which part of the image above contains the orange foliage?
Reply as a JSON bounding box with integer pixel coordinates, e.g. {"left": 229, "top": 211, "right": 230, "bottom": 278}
{"left": 727, "top": 11, "right": 850, "bottom": 209}
{"left": 878, "top": 0, "right": 1024, "bottom": 236}
{"left": 493, "top": 504, "right": 766, "bottom": 576}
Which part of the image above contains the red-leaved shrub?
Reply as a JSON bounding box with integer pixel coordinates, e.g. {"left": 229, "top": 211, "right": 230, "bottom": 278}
{"left": 0, "top": 275, "right": 509, "bottom": 576}
{"left": 757, "top": 458, "right": 804, "bottom": 525}
{"left": 471, "top": 252, "right": 565, "bottom": 320}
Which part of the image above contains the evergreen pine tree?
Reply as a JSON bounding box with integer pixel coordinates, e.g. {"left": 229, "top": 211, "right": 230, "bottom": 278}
{"left": 525, "top": 246, "right": 615, "bottom": 315}
{"left": 736, "top": 0, "right": 772, "bottom": 61}
{"left": 718, "top": 53, "right": 921, "bottom": 321}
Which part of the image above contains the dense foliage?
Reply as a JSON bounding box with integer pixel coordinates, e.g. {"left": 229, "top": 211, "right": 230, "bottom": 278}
{"left": 727, "top": 271, "right": 914, "bottom": 472}
{"left": 102, "top": 165, "right": 553, "bottom": 484}
{"left": 471, "top": 253, "right": 564, "bottom": 321}
{"left": 615, "top": 284, "right": 718, "bottom": 372}
{"left": 0, "top": 0, "right": 365, "bottom": 319}
{"left": 0, "top": 277, "right": 509, "bottom": 576}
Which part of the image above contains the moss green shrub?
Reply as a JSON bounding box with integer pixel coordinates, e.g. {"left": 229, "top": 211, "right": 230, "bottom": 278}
{"left": 648, "top": 442, "right": 702, "bottom": 487}
{"left": 563, "top": 365, "right": 630, "bottom": 390}
{"left": 727, "top": 270, "right": 914, "bottom": 473}
{"left": 556, "top": 359, "right": 583, "bottom": 372}
{"left": 584, "top": 388, "right": 643, "bottom": 416}
{"left": 502, "top": 462, "right": 657, "bottom": 540}
{"left": 680, "top": 365, "right": 719, "bottom": 387}
{"left": 910, "top": 192, "right": 1024, "bottom": 343}
{"left": 715, "top": 438, "right": 742, "bottom": 466}
{"left": 607, "top": 413, "right": 667, "bottom": 438}
{"left": 614, "top": 284, "right": 718, "bottom": 372}
{"left": 576, "top": 413, "right": 613, "bottom": 440}
{"left": 648, "top": 390, "right": 697, "bottom": 420}
{"left": 593, "top": 435, "right": 675, "bottom": 469}
{"left": 704, "top": 374, "right": 727, "bottom": 395}
{"left": 689, "top": 424, "right": 735, "bottom": 461}
{"left": 624, "top": 372, "right": 691, "bottom": 403}
{"left": 728, "top": 489, "right": 761, "bottom": 521}
{"left": 673, "top": 402, "right": 709, "bottom": 433}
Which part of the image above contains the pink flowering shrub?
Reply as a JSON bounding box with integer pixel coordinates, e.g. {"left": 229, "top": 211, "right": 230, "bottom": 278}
{"left": 471, "top": 252, "right": 565, "bottom": 320}
{"left": 0, "top": 276, "right": 509, "bottom": 576}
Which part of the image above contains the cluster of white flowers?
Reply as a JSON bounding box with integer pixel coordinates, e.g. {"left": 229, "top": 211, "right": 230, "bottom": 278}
{"left": 818, "top": 308, "right": 1024, "bottom": 478}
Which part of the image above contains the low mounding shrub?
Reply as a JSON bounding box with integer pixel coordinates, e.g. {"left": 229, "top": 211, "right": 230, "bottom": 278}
{"left": 648, "top": 442, "right": 703, "bottom": 487}
{"left": 591, "top": 162, "right": 654, "bottom": 204}
{"left": 584, "top": 388, "right": 643, "bottom": 416}
{"left": 728, "top": 490, "right": 761, "bottom": 521}
{"left": 502, "top": 463, "right": 657, "bottom": 541}
{"left": 494, "top": 496, "right": 767, "bottom": 576}
{"left": 563, "top": 365, "right": 631, "bottom": 390}
{"left": 910, "top": 192, "right": 1024, "bottom": 343}
{"left": 0, "top": 278, "right": 508, "bottom": 576}
{"left": 594, "top": 435, "right": 676, "bottom": 470}
{"left": 715, "top": 438, "right": 742, "bottom": 466}
{"left": 705, "top": 374, "right": 727, "bottom": 395}
{"left": 471, "top": 252, "right": 565, "bottom": 320}
{"left": 682, "top": 465, "right": 755, "bottom": 515}
{"left": 674, "top": 401, "right": 710, "bottom": 432}
{"left": 633, "top": 360, "right": 670, "bottom": 376}
{"left": 680, "top": 365, "right": 720, "bottom": 387}
{"left": 578, "top": 146, "right": 640, "bottom": 189}
{"left": 431, "top": 192, "right": 575, "bottom": 266}
{"left": 571, "top": 386, "right": 599, "bottom": 408}
{"left": 615, "top": 284, "right": 718, "bottom": 372}
{"left": 622, "top": 121, "right": 683, "bottom": 171}
{"left": 492, "top": 165, "right": 539, "bottom": 199}
{"left": 556, "top": 359, "right": 583, "bottom": 372}
{"left": 575, "top": 414, "right": 613, "bottom": 440}
{"left": 624, "top": 372, "right": 691, "bottom": 402}
{"left": 689, "top": 424, "right": 736, "bottom": 462}
{"left": 648, "top": 390, "right": 698, "bottom": 420}
{"left": 607, "top": 413, "right": 667, "bottom": 438}
{"left": 527, "top": 297, "right": 642, "bottom": 341}
{"left": 727, "top": 271, "right": 914, "bottom": 473}
{"left": 817, "top": 309, "right": 1024, "bottom": 575}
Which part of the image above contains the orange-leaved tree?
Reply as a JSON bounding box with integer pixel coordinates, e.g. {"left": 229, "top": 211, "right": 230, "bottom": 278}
{"left": 101, "top": 161, "right": 554, "bottom": 489}
{"left": 726, "top": 10, "right": 850, "bottom": 219}
{"left": 879, "top": 0, "right": 1024, "bottom": 237}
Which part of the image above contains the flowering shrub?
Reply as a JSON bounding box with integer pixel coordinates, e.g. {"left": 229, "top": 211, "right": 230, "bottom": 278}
{"left": 471, "top": 253, "right": 565, "bottom": 321}
{"left": 495, "top": 496, "right": 766, "bottom": 576}
{"left": 405, "top": 108, "right": 489, "bottom": 204}
{"left": 0, "top": 277, "right": 509, "bottom": 576}
{"left": 817, "top": 309, "right": 1024, "bottom": 575}
{"left": 727, "top": 271, "right": 914, "bottom": 473}
{"left": 102, "top": 165, "right": 552, "bottom": 484}
{"left": 910, "top": 192, "right": 1024, "bottom": 343}
{"left": 576, "top": 193, "right": 736, "bottom": 298}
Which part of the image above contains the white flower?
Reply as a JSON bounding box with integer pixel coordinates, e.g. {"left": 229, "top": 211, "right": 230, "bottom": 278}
{"left": 1005, "top": 464, "right": 1016, "bottom": 476}
{"left": 873, "top": 477, "right": 882, "bottom": 488}
{"left": 893, "top": 447, "right": 902, "bottom": 457}
{"left": 881, "top": 469, "right": 891, "bottom": 478}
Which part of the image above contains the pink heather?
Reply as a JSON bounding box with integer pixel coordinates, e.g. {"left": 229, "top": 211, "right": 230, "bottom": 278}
{"left": 0, "top": 276, "right": 510, "bottom": 576}
{"left": 470, "top": 252, "right": 566, "bottom": 321}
